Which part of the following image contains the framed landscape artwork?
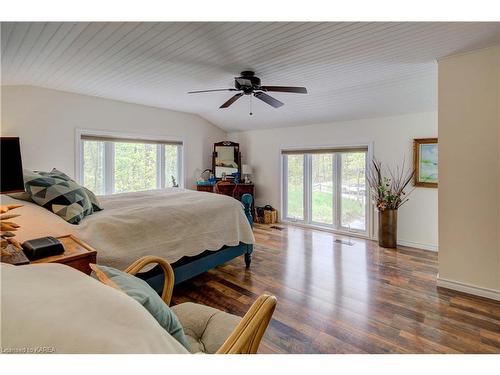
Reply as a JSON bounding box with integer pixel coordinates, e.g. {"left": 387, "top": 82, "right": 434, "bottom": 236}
{"left": 413, "top": 138, "right": 438, "bottom": 188}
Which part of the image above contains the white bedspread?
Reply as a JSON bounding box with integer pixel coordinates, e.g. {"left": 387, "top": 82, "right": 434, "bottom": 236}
{"left": 2, "top": 188, "right": 254, "bottom": 270}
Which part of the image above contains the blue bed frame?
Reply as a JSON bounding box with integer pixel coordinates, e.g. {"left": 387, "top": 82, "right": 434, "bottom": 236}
{"left": 138, "top": 194, "right": 253, "bottom": 291}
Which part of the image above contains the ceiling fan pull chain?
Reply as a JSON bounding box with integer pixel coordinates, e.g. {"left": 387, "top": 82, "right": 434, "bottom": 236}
{"left": 249, "top": 94, "right": 253, "bottom": 116}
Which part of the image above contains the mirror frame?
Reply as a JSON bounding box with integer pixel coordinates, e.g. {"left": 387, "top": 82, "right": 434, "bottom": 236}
{"left": 212, "top": 141, "right": 241, "bottom": 180}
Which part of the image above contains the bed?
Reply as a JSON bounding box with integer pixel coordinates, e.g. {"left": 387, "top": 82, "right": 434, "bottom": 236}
{"left": 3, "top": 188, "right": 255, "bottom": 284}
{"left": 2, "top": 263, "right": 189, "bottom": 353}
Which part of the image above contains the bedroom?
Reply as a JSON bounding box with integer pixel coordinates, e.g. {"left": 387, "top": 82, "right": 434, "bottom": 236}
{"left": 1, "top": 1, "right": 500, "bottom": 372}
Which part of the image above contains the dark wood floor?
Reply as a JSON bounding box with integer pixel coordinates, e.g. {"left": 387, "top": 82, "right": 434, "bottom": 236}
{"left": 172, "top": 223, "right": 500, "bottom": 353}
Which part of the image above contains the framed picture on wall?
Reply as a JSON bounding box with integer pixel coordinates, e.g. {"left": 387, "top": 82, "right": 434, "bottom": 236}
{"left": 413, "top": 138, "right": 438, "bottom": 188}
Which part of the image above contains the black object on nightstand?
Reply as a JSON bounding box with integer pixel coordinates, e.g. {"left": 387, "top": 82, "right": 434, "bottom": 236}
{"left": 22, "top": 236, "right": 65, "bottom": 261}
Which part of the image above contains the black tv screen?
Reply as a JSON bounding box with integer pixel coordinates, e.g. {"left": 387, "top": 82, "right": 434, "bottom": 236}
{"left": 1, "top": 137, "right": 25, "bottom": 193}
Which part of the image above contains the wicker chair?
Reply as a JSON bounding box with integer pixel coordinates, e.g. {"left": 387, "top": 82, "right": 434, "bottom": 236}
{"left": 124, "top": 256, "right": 276, "bottom": 354}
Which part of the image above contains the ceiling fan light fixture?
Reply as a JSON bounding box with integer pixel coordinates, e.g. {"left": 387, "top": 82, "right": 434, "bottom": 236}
{"left": 188, "top": 71, "right": 307, "bottom": 112}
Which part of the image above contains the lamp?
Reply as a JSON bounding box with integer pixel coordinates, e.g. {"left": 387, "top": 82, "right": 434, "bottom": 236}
{"left": 1, "top": 137, "right": 25, "bottom": 252}
{"left": 242, "top": 164, "right": 252, "bottom": 184}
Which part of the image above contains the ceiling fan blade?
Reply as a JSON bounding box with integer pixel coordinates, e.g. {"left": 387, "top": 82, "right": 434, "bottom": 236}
{"left": 254, "top": 92, "right": 284, "bottom": 108}
{"left": 220, "top": 93, "right": 244, "bottom": 108}
{"left": 261, "top": 86, "right": 307, "bottom": 94}
{"left": 188, "top": 88, "right": 237, "bottom": 94}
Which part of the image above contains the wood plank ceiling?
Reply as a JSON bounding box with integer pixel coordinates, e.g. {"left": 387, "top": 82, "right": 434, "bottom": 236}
{"left": 2, "top": 22, "right": 500, "bottom": 131}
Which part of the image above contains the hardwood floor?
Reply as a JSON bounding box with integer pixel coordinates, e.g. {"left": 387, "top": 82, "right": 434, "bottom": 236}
{"left": 172, "top": 223, "right": 500, "bottom": 353}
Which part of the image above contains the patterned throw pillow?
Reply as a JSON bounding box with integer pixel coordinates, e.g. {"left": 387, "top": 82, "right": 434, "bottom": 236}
{"left": 7, "top": 190, "right": 33, "bottom": 202}
{"left": 8, "top": 169, "right": 103, "bottom": 213}
{"left": 23, "top": 170, "right": 95, "bottom": 224}
{"left": 49, "top": 169, "right": 103, "bottom": 212}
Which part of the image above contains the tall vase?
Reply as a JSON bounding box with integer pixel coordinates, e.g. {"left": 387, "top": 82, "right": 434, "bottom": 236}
{"left": 378, "top": 209, "right": 397, "bottom": 248}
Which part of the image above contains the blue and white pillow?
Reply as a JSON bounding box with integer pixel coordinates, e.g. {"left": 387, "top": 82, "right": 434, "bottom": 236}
{"left": 49, "top": 169, "right": 103, "bottom": 212}
{"left": 90, "top": 264, "right": 191, "bottom": 350}
{"left": 23, "top": 169, "right": 97, "bottom": 224}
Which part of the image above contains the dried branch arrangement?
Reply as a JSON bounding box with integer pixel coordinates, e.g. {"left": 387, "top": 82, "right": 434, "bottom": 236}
{"left": 367, "top": 159, "right": 415, "bottom": 211}
{"left": 1, "top": 204, "right": 23, "bottom": 255}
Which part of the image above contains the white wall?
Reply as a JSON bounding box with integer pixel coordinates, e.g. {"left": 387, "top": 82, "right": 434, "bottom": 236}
{"left": 0, "top": 86, "right": 225, "bottom": 188}
{"left": 438, "top": 46, "right": 500, "bottom": 300}
{"left": 229, "top": 111, "right": 438, "bottom": 250}
{"left": 0, "top": 85, "right": 439, "bottom": 251}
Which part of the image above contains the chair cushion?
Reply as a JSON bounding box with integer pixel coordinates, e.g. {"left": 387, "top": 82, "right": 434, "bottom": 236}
{"left": 90, "top": 264, "right": 190, "bottom": 350}
{"left": 171, "top": 302, "right": 241, "bottom": 354}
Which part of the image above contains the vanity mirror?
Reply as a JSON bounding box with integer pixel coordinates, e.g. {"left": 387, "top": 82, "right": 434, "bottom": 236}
{"left": 212, "top": 141, "right": 241, "bottom": 180}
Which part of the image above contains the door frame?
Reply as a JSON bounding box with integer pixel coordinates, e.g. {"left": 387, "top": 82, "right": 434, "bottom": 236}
{"left": 279, "top": 142, "right": 374, "bottom": 239}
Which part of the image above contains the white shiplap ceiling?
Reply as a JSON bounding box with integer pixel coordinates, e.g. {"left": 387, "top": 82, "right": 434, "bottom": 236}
{"left": 2, "top": 22, "right": 500, "bottom": 131}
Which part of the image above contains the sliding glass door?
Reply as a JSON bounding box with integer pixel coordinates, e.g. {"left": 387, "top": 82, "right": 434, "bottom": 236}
{"left": 283, "top": 148, "right": 368, "bottom": 234}
{"left": 311, "top": 154, "right": 334, "bottom": 225}
{"left": 340, "top": 152, "right": 366, "bottom": 232}
{"left": 284, "top": 154, "right": 305, "bottom": 221}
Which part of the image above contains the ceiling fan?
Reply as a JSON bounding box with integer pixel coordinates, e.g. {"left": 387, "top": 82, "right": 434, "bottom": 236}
{"left": 188, "top": 71, "right": 307, "bottom": 114}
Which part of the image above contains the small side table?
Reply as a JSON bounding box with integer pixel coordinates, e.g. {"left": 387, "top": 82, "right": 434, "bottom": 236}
{"left": 31, "top": 235, "right": 97, "bottom": 275}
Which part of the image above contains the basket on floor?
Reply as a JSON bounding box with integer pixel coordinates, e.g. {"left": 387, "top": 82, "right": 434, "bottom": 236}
{"left": 256, "top": 207, "right": 278, "bottom": 224}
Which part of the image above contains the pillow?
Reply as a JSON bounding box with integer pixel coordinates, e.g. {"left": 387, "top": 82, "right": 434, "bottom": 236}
{"left": 23, "top": 169, "right": 95, "bottom": 224}
{"left": 8, "top": 168, "right": 103, "bottom": 211}
{"left": 7, "top": 190, "right": 33, "bottom": 202}
{"left": 90, "top": 264, "right": 190, "bottom": 351}
{"left": 49, "top": 168, "right": 103, "bottom": 212}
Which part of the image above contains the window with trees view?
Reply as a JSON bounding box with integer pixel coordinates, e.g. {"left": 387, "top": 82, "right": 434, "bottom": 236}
{"left": 282, "top": 148, "right": 368, "bottom": 234}
{"left": 80, "top": 133, "right": 182, "bottom": 195}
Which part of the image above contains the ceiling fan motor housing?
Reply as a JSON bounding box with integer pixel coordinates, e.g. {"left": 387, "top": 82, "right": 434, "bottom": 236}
{"left": 235, "top": 71, "right": 261, "bottom": 94}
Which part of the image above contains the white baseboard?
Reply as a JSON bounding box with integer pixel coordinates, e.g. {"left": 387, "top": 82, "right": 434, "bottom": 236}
{"left": 282, "top": 221, "right": 438, "bottom": 252}
{"left": 437, "top": 277, "right": 500, "bottom": 301}
{"left": 282, "top": 220, "right": 371, "bottom": 240}
{"left": 397, "top": 240, "right": 438, "bottom": 252}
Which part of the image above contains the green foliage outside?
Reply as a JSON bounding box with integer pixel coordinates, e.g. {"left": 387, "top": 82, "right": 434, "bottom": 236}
{"left": 286, "top": 152, "right": 366, "bottom": 229}
{"left": 164, "top": 145, "right": 179, "bottom": 187}
{"left": 114, "top": 143, "right": 157, "bottom": 193}
{"left": 83, "top": 141, "right": 105, "bottom": 195}
{"left": 83, "top": 141, "right": 180, "bottom": 194}
{"left": 287, "top": 190, "right": 364, "bottom": 225}
{"left": 311, "top": 154, "right": 333, "bottom": 223}
{"left": 287, "top": 154, "right": 304, "bottom": 219}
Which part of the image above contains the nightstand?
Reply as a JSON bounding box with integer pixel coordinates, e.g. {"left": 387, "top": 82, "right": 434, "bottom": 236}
{"left": 31, "top": 235, "right": 97, "bottom": 275}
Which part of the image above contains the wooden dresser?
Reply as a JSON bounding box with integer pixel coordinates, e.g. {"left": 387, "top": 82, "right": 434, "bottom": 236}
{"left": 196, "top": 183, "right": 255, "bottom": 215}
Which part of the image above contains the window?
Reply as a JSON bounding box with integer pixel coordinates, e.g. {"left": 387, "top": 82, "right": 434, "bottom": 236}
{"left": 79, "top": 132, "right": 183, "bottom": 195}
{"left": 114, "top": 141, "right": 158, "bottom": 193}
{"left": 282, "top": 147, "right": 368, "bottom": 234}
{"left": 82, "top": 139, "right": 105, "bottom": 195}
{"left": 340, "top": 152, "right": 366, "bottom": 231}
{"left": 285, "top": 154, "right": 304, "bottom": 220}
{"left": 311, "top": 153, "right": 334, "bottom": 225}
